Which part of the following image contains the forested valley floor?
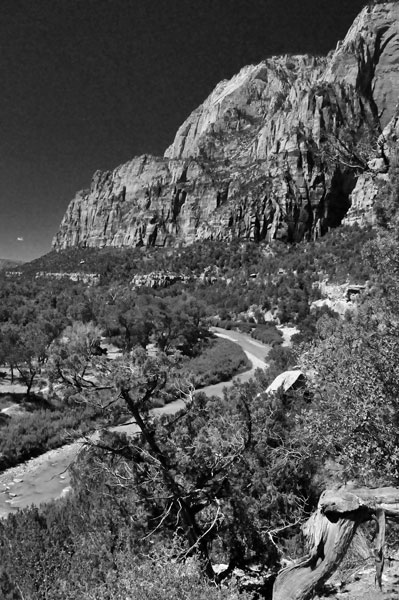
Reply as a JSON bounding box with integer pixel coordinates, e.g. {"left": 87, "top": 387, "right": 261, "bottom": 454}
{"left": 2, "top": 223, "right": 399, "bottom": 599}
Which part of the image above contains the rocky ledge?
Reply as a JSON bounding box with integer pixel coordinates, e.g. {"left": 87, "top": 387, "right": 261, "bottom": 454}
{"left": 53, "top": 3, "right": 399, "bottom": 251}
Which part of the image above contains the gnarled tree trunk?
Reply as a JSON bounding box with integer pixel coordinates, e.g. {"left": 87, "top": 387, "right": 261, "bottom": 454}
{"left": 273, "top": 486, "right": 399, "bottom": 600}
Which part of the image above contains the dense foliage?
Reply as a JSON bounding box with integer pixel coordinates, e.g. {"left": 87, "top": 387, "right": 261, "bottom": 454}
{"left": 0, "top": 365, "right": 315, "bottom": 599}
{"left": 12, "top": 225, "right": 375, "bottom": 335}
{"left": 183, "top": 338, "right": 250, "bottom": 387}
{"left": 1, "top": 222, "right": 396, "bottom": 599}
{"left": 297, "top": 226, "right": 399, "bottom": 487}
{"left": 0, "top": 325, "right": 248, "bottom": 470}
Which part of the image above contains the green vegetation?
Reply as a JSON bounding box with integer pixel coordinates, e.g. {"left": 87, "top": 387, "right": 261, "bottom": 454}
{"left": 1, "top": 221, "right": 397, "bottom": 599}
{"left": 183, "top": 338, "right": 250, "bottom": 387}
{"left": 251, "top": 324, "right": 283, "bottom": 346}
{"left": 11, "top": 224, "right": 376, "bottom": 337}
{"left": 0, "top": 358, "right": 312, "bottom": 598}
{"left": 0, "top": 400, "right": 105, "bottom": 471}
{"left": 0, "top": 293, "right": 250, "bottom": 471}
{"left": 298, "top": 227, "right": 399, "bottom": 486}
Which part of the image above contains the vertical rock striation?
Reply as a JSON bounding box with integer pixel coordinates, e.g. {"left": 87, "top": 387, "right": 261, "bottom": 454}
{"left": 53, "top": 3, "right": 399, "bottom": 251}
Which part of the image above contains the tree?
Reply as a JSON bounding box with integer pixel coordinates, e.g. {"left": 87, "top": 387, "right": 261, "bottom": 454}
{"left": 98, "top": 289, "right": 209, "bottom": 356}
{"left": 273, "top": 484, "right": 399, "bottom": 600}
{"left": 45, "top": 329, "right": 315, "bottom": 583}
{"left": 0, "top": 322, "right": 20, "bottom": 383}
{"left": 0, "top": 319, "right": 62, "bottom": 397}
{"left": 296, "top": 223, "right": 399, "bottom": 486}
{"left": 98, "top": 288, "right": 152, "bottom": 351}
{"left": 46, "top": 321, "right": 109, "bottom": 400}
{"left": 298, "top": 307, "right": 399, "bottom": 485}
{"left": 149, "top": 295, "right": 208, "bottom": 355}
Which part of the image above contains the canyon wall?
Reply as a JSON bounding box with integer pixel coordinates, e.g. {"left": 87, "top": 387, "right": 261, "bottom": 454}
{"left": 53, "top": 2, "right": 399, "bottom": 251}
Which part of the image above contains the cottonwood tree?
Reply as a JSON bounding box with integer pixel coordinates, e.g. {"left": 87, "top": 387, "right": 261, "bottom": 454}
{"left": 0, "top": 322, "right": 20, "bottom": 383}
{"left": 98, "top": 289, "right": 208, "bottom": 356}
{"left": 0, "top": 318, "right": 63, "bottom": 397}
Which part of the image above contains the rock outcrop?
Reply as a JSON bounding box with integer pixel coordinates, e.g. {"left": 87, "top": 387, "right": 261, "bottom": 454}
{"left": 131, "top": 271, "right": 191, "bottom": 289}
{"left": 53, "top": 3, "right": 399, "bottom": 251}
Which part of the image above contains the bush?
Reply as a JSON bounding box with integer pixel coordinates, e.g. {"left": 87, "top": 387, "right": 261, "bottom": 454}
{"left": 237, "top": 322, "right": 254, "bottom": 333}
{"left": 183, "top": 338, "right": 250, "bottom": 387}
{"left": 251, "top": 324, "right": 283, "bottom": 346}
{"left": 82, "top": 558, "right": 251, "bottom": 600}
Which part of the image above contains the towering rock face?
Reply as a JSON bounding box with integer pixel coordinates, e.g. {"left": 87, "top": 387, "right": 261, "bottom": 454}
{"left": 53, "top": 2, "right": 399, "bottom": 251}
{"left": 324, "top": 2, "right": 399, "bottom": 129}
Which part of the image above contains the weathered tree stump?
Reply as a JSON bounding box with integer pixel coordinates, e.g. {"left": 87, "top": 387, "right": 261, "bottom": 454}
{"left": 273, "top": 486, "right": 399, "bottom": 600}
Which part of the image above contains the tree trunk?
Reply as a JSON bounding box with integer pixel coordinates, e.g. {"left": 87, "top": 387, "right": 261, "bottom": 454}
{"left": 273, "top": 510, "right": 361, "bottom": 600}
{"left": 26, "top": 374, "right": 34, "bottom": 398}
{"left": 273, "top": 486, "right": 399, "bottom": 600}
{"left": 373, "top": 508, "right": 386, "bottom": 589}
{"left": 122, "top": 388, "right": 217, "bottom": 581}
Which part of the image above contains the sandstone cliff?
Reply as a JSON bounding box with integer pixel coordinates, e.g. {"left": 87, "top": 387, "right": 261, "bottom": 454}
{"left": 53, "top": 2, "right": 399, "bottom": 251}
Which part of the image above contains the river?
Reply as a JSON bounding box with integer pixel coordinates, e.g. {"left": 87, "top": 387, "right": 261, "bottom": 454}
{"left": 0, "top": 328, "right": 270, "bottom": 518}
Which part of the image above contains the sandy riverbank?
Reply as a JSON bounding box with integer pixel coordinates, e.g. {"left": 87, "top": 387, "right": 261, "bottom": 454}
{"left": 0, "top": 442, "right": 79, "bottom": 518}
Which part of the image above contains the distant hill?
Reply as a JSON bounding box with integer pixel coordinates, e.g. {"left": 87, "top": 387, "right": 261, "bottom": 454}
{"left": 0, "top": 258, "right": 24, "bottom": 271}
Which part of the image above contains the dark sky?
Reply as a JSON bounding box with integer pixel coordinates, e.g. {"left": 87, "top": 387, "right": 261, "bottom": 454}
{"left": 0, "top": 0, "right": 366, "bottom": 261}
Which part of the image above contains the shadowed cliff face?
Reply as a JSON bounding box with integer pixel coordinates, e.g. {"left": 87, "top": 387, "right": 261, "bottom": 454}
{"left": 52, "top": 3, "right": 399, "bottom": 251}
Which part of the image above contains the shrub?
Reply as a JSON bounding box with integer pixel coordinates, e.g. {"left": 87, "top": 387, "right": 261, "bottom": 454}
{"left": 81, "top": 558, "right": 251, "bottom": 600}
{"left": 183, "top": 338, "right": 250, "bottom": 387}
{"left": 251, "top": 324, "right": 283, "bottom": 346}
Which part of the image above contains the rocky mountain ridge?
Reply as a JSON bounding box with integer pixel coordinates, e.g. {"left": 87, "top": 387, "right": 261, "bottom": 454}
{"left": 53, "top": 2, "right": 399, "bottom": 251}
{"left": 0, "top": 258, "right": 24, "bottom": 271}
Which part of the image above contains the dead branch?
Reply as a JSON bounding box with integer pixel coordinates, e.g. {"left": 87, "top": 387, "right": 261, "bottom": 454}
{"left": 273, "top": 485, "right": 399, "bottom": 600}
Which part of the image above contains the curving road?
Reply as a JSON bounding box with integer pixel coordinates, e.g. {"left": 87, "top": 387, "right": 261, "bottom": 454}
{"left": 0, "top": 329, "right": 270, "bottom": 518}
